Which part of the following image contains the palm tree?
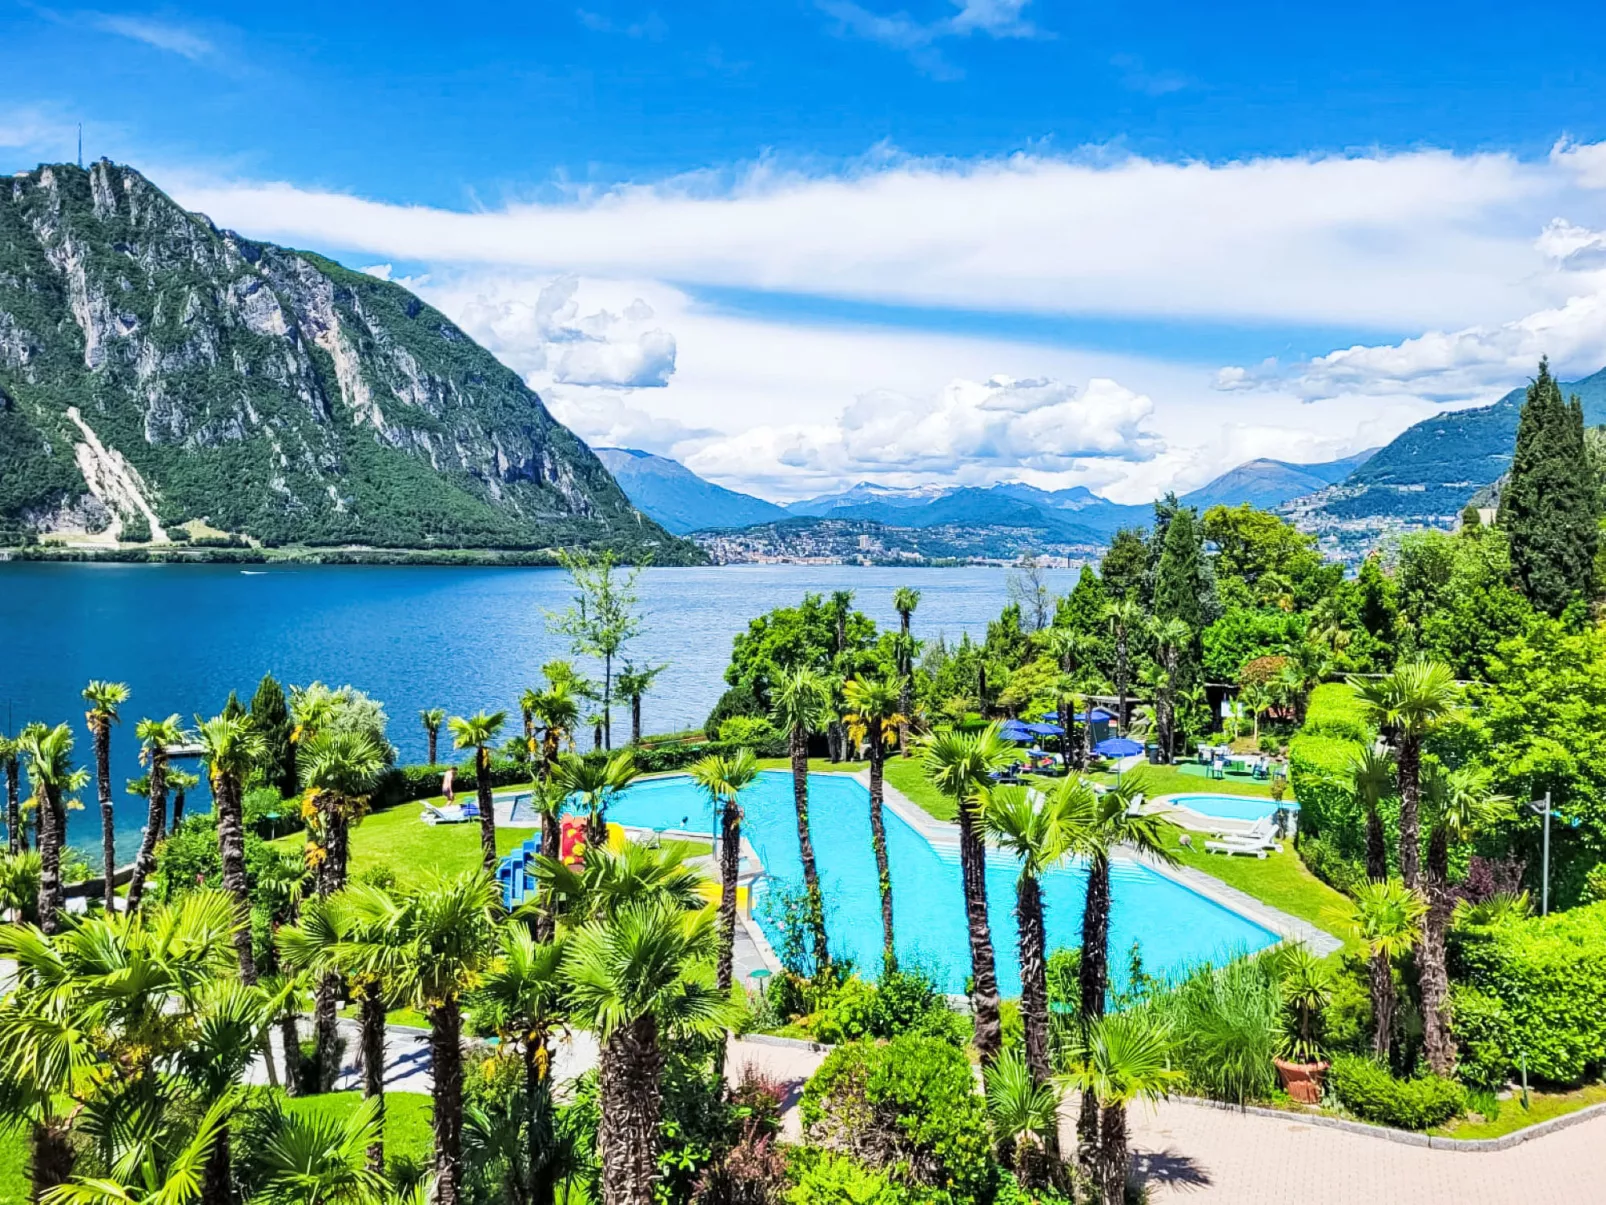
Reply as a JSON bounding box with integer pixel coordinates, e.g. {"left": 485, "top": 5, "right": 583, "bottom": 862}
{"left": 168, "top": 767, "right": 199, "bottom": 831}
{"left": 531, "top": 839, "right": 707, "bottom": 931}
{"left": 1346, "top": 746, "right": 1396, "bottom": 882}
{"left": 0, "top": 965, "right": 97, "bottom": 1196}
{"left": 893, "top": 587, "right": 921, "bottom": 755}
{"left": 688, "top": 748, "right": 760, "bottom": 990}
{"left": 1148, "top": 618, "right": 1191, "bottom": 763}
{"left": 475, "top": 926, "right": 570, "bottom": 1205}
{"left": 125, "top": 715, "right": 185, "bottom": 913}
{"left": 390, "top": 871, "right": 503, "bottom": 1205}
{"left": 920, "top": 722, "right": 1013, "bottom": 1065}
{"left": 531, "top": 685, "right": 583, "bottom": 900}
{"left": 448, "top": 711, "right": 507, "bottom": 873}
{"left": 1070, "top": 773, "right": 1175, "bottom": 1164}
{"left": 196, "top": 713, "right": 266, "bottom": 983}
{"left": 842, "top": 676, "right": 905, "bottom": 972}
{"left": 1350, "top": 660, "right": 1460, "bottom": 889}
{"left": 39, "top": 1094, "right": 236, "bottom": 1205}
{"left": 2, "top": 734, "right": 22, "bottom": 854}
{"left": 1417, "top": 765, "right": 1508, "bottom": 1076}
{"left": 1241, "top": 681, "right": 1273, "bottom": 743}
{"left": 984, "top": 779, "right": 1090, "bottom": 1091}
{"left": 564, "top": 898, "right": 737, "bottom": 1205}
{"left": 1060, "top": 1012, "right": 1178, "bottom": 1205}
{"left": 985, "top": 1050, "right": 1063, "bottom": 1191}
{"left": 552, "top": 749, "right": 641, "bottom": 851}
{"left": 82, "top": 681, "right": 131, "bottom": 911}
{"left": 1105, "top": 598, "right": 1143, "bottom": 735}
{"left": 520, "top": 688, "right": 542, "bottom": 747}
{"left": 614, "top": 662, "right": 666, "bottom": 748}
{"left": 1046, "top": 627, "right": 1099, "bottom": 767}
{"left": 177, "top": 981, "right": 283, "bottom": 1203}
{"left": 254, "top": 1096, "right": 389, "bottom": 1205}
{"left": 770, "top": 667, "right": 833, "bottom": 977}
{"left": 1341, "top": 880, "right": 1426, "bottom": 1060}
{"left": 420, "top": 708, "right": 446, "bottom": 765}
{"left": 18, "top": 722, "right": 86, "bottom": 935}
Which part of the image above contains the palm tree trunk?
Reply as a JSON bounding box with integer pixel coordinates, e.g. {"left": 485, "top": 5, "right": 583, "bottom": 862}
{"left": 790, "top": 728, "right": 830, "bottom": 977}
{"left": 1397, "top": 734, "right": 1422, "bottom": 889}
{"left": 125, "top": 754, "right": 167, "bottom": 912}
{"left": 279, "top": 1013, "right": 303, "bottom": 1095}
{"left": 1076, "top": 853, "right": 1112, "bottom": 1170}
{"left": 1370, "top": 947, "right": 1395, "bottom": 1060}
{"left": 632, "top": 694, "right": 642, "bottom": 747}
{"left": 956, "top": 800, "right": 1002, "bottom": 1064}
{"left": 477, "top": 746, "right": 498, "bottom": 873}
{"left": 172, "top": 781, "right": 187, "bottom": 828}
{"left": 1097, "top": 1102, "right": 1128, "bottom": 1205}
{"left": 1419, "top": 828, "right": 1455, "bottom": 1076}
{"left": 361, "top": 989, "right": 387, "bottom": 1173}
{"left": 5, "top": 753, "right": 20, "bottom": 853}
{"left": 92, "top": 717, "right": 116, "bottom": 911}
{"left": 867, "top": 730, "right": 895, "bottom": 973}
{"left": 716, "top": 799, "right": 741, "bottom": 992}
{"left": 603, "top": 652, "right": 613, "bottom": 752}
{"left": 1082, "top": 700, "right": 1093, "bottom": 768}
{"left": 535, "top": 763, "right": 560, "bottom": 943}
{"left": 215, "top": 772, "right": 258, "bottom": 983}
{"left": 36, "top": 784, "right": 64, "bottom": 935}
{"left": 30, "top": 1120, "right": 73, "bottom": 1200}
{"left": 1016, "top": 874, "right": 1052, "bottom": 1087}
{"left": 1365, "top": 807, "right": 1388, "bottom": 881}
{"left": 599, "top": 1018, "right": 663, "bottom": 1205}
{"left": 526, "top": 1039, "right": 557, "bottom": 1205}
{"left": 429, "top": 996, "right": 466, "bottom": 1205}
{"left": 202, "top": 1124, "right": 231, "bottom": 1205}
{"left": 427, "top": 727, "right": 439, "bottom": 765}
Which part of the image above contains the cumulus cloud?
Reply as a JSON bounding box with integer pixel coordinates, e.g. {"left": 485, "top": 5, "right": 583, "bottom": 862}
{"left": 449, "top": 275, "right": 677, "bottom": 389}
{"left": 168, "top": 144, "right": 1598, "bottom": 331}
{"left": 683, "top": 374, "right": 1161, "bottom": 494}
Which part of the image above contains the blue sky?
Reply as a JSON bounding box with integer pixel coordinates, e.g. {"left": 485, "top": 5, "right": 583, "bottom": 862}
{"left": 5, "top": 0, "right": 1606, "bottom": 500}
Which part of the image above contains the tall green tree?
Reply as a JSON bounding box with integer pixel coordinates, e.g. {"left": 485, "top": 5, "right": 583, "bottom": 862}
{"left": 125, "top": 715, "right": 185, "bottom": 912}
{"left": 1346, "top": 745, "right": 1396, "bottom": 883}
{"left": 196, "top": 714, "right": 265, "bottom": 983}
{"left": 547, "top": 551, "right": 644, "bottom": 751}
{"left": 842, "top": 676, "right": 904, "bottom": 972}
{"left": 893, "top": 587, "right": 921, "bottom": 755}
{"left": 1499, "top": 358, "right": 1600, "bottom": 616}
{"left": 1104, "top": 597, "right": 1143, "bottom": 734}
{"left": 420, "top": 708, "right": 446, "bottom": 765}
{"left": 1343, "top": 880, "right": 1425, "bottom": 1060}
{"left": 250, "top": 674, "right": 297, "bottom": 797}
{"left": 771, "top": 667, "right": 834, "bottom": 976}
{"left": 1061, "top": 1012, "right": 1177, "bottom": 1205}
{"left": 1152, "top": 505, "right": 1205, "bottom": 695}
{"left": 18, "top": 723, "right": 85, "bottom": 935}
{"left": 688, "top": 748, "right": 759, "bottom": 991}
{"left": 1099, "top": 528, "right": 1149, "bottom": 606}
{"left": 449, "top": 711, "right": 507, "bottom": 873}
{"left": 920, "top": 722, "right": 1014, "bottom": 1066}
{"left": 82, "top": 681, "right": 130, "bottom": 910}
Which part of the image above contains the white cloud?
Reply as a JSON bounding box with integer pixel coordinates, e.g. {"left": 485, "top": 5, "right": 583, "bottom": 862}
{"left": 360, "top": 264, "right": 393, "bottom": 280}
{"left": 93, "top": 15, "right": 215, "bottom": 61}
{"left": 168, "top": 144, "right": 1593, "bottom": 331}
{"left": 815, "top": 0, "right": 1037, "bottom": 74}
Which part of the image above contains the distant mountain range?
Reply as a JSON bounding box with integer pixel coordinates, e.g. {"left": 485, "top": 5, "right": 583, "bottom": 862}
{"left": 599, "top": 445, "right": 1380, "bottom": 551}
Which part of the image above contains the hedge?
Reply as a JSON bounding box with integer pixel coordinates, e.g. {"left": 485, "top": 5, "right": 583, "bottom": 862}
{"left": 1287, "top": 732, "right": 1362, "bottom": 843}
{"left": 1451, "top": 901, "right": 1606, "bottom": 1084}
{"left": 1302, "top": 682, "right": 1374, "bottom": 744}
{"left": 1327, "top": 1055, "right": 1466, "bottom": 1129}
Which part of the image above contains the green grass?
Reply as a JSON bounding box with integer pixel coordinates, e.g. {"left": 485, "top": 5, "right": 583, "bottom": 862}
{"left": 340, "top": 1003, "right": 432, "bottom": 1029}
{"left": 1155, "top": 822, "right": 1355, "bottom": 949}
{"left": 1429, "top": 1082, "right": 1606, "bottom": 1140}
{"left": 286, "top": 1090, "right": 435, "bottom": 1162}
{"left": 0, "top": 1123, "right": 25, "bottom": 1205}
{"left": 752, "top": 757, "right": 869, "bottom": 775}
{"left": 882, "top": 755, "right": 958, "bottom": 821}
{"left": 1087, "top": 762, "right": 1280, "bottom": 800}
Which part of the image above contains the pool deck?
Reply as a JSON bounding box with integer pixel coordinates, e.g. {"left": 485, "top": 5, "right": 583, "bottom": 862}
{"left": 859, "top": 770, "right": 1341, "bottom": 958}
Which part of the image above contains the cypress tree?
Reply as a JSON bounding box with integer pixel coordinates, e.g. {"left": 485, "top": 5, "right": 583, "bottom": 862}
{"left": 1499, "top": 358, "right": 1599, "bottom": 616}
{"left": 1153, "top": 505, "right": 1205, "bottom": 688}
{"left": 1099, "top": 527, "right": 1149, "bottom": 604}
{"left": 250, "top": 674, "right": 297, "bottom": 797}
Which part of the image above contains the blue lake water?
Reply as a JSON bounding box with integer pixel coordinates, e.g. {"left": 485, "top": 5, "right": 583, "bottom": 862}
{"left": 599, "top": 771, "right": 1278, "bottom": 994}
{"left": 0, "top": 562, "right": 1076, "bottom": 857}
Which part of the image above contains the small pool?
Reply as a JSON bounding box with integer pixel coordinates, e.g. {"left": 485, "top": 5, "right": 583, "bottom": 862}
{"left": 1167, "top": 793, "right": 1299, "bottom": 822}
{"left": 576, "top": 772, "right": 1278, "bottom": 994}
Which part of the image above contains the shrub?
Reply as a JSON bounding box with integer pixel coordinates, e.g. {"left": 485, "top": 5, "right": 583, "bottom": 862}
{"left": 786, "top": 1152, "right": 907, "bottom": 1205}
{"left": 1450, "top": 986, "right": 1515, "bottom": 1092}
{"left": 1147, "top": 955, "right": 1283, "bottom": 1103}
{"left": 1451, "top": 900, "right": 1606, "bottom": 1084}
{"left": 1583, "top": 862, "right": 1606, "bottom": 903}
{"left": 120, "top": 512, "right": 151, "bottom": 543}
{"left": 1327, "top": 1055, "right": 1467, "bottom": 1129}
{"left": 1287, "top": 733, "right": 1362, "bottom": 843}
{"left": 1302, "top": 683, "right": 1374, "bottom": 744}
{"left": 801, "top": 1036, "right": 995, "bottom": 1205}
{"left": 243, "top": 785, "right": 297, "bottom": 838}
{"left": 804, "top": 971, "right": 965, "bottom": 1047}
{"left": 719, "top": 716, "right": 780, "bottom": 746}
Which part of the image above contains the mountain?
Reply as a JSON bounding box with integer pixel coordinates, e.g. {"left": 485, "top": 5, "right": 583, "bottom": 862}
{"left": 0, "top": 160, "right": 693, "bottom": 559}
{"left": 1301, "top": 368, "right": 1606, "bottom": 538}
{"left": 784, "top": 481, "right": 956, "bottom": 516}
{"left": 1179, "top": 449, "right": 1379, "bottom": 511}
{"left": 593, "top": 447, "right": 788, "bottom": 534}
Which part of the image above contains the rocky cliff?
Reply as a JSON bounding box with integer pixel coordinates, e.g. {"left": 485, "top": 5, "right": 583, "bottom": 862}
{"left": 0, "top": 160, "right": 692, "bottom": 559}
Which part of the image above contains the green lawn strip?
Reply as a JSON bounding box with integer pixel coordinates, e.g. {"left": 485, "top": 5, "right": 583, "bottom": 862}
{"left": 1153, "top": 822, "right": 1357, "bottom": 952}
{"left": 1087, "top": 762, "right": 1280, "bottom": 800}
{"left": 752, "top": 757, "right": 868, "bottom": 775}
{"left": 339, "top": 1003, "right": 433, "bottom": 1029}
{"left": 0, "top": 1123, "right": 26, "bottom": 1205}
{"left": 1429, "top": 1082, "right": 1606, "bottom": 1140}
{"left": 286, "top": 1090, "right": 434, "bottom": 1162}
{"left": 881, "top": 756, "right": 956, "bottom": 821}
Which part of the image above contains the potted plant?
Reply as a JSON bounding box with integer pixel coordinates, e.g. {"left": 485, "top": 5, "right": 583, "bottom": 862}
{"left": 1273, "top": 945, "right": 1333, "bottom": 1104}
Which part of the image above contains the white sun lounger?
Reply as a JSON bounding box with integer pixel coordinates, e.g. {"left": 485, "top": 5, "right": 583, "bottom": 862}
{"left": 422, "top": 801, "right": 480, "bottom": 826}
{"left": 1204, "top": 836, "right": 1277, "bottom": 859}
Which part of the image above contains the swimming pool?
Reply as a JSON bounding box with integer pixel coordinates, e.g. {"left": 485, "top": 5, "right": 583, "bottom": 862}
{"left": 1166, "top": 793, "right": 1300, "bottom": 822}
{"left": 587, "top": 771, "right": 1278, "bottom": 995}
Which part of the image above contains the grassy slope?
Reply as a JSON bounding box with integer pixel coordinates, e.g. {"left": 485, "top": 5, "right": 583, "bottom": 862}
{"left": 1429, "top": 1082, "right": 1606, "bottom": 1140}
{"left": 1087, "top": 763, "right": 1281, "bottom": 800}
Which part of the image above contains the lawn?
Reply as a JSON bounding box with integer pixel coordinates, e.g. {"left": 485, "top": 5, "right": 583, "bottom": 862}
{"left": 286, "top": 1090, "right": 436, "bottom": 1163}
{"left": 1429, "top": 1082, "right": 1606, "bottom": 1140}
{"left": 882, "top": 755, "right": 959, "bottom": 821}
{"left": 0, "top": 1124, "right": 24, "bottom": 1205}
{"left": 1086, "top": 762, "right": 1281, "bottom": 800}
{"left": 1155, "top": 822, "right": 1356, "bottom": 950}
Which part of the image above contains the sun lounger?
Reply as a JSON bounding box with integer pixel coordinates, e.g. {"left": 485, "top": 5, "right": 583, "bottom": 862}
{"left": 422, "top": 800, "right": 481, "bottom": 825}
{"left": 1204, "top": 834, "right": 1281, "bottom": 858}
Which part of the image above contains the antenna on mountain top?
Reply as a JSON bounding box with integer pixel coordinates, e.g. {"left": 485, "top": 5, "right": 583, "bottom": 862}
{"left": 77, "top": 124, "right": 82, "bottom": 169}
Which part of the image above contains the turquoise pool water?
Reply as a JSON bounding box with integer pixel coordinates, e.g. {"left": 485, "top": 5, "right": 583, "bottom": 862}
{"left": 1168, "top": 793, "right": 1300, "bottom": 822}
{"left": 592, "top": 771, "right": 1278, "bottom": 995}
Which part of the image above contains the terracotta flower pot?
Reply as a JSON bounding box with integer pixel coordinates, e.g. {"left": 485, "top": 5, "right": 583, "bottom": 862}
{"left": 1274, "top": 1058, "right": 1330, "bottom": 1104}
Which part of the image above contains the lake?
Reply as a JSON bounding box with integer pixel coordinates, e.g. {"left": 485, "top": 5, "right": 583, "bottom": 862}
{"left": 0, "top": 562, "right": 1076, "bottom": 857}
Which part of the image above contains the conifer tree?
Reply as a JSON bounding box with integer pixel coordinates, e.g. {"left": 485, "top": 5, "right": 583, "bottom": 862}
{"left": 1499, "top": 358, "right": 1599, "bottom": 616}
{"left": 1152, "top": 505, "right": 1205, "bottom": 694}
{"left": 250, "top": 674, "right": 297, "bottom": 796}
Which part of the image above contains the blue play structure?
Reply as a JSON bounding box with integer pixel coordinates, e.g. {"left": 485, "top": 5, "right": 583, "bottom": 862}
{"left": 496, "top": 836, "right": 544, "bottom": 909}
